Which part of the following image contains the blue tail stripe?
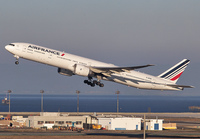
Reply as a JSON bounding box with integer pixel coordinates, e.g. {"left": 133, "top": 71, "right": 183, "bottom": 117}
{"left": 163, "top": 64, "right": 188, "bottom": 79}
{"left": 160, "top": 59, "right": 190, "bottom": 78}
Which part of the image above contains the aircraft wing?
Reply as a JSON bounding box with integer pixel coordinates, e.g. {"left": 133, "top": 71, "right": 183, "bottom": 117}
{"left": 90, "top": 64, "right": 154, "bottom": 76}
{"left": 167, "top": 84, "right": 194, "bottom": 88}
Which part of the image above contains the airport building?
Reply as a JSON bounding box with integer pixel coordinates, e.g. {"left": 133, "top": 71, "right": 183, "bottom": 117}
{"left": 26, "top": 112, "right": 97, "bottom": 129}
{"left": 25, "top": 112, "right": 164, "bottom": 130}
{"left": 145, "top": 119, "right": 163, "bottom": 130}
{"left": 98, "top": 117, "right": 142, "bottom": 130}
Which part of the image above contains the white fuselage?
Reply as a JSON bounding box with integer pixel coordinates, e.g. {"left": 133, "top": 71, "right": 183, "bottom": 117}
{"left": 5, "top": 43, "right": 181, "bottom": 91}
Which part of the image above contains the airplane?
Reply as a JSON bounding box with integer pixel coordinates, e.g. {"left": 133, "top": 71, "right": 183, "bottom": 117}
{"left": 5, "top": 42, "right": 193, "bottom": 91}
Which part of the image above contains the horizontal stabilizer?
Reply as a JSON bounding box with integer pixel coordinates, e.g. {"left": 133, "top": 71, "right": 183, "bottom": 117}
{"left": 167, "top": 84, "right": 194, "bottom": 88}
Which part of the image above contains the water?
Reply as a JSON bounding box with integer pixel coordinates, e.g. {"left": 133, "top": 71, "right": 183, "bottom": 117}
{"left": 0, "top": 94, "right": 200, "bottom": 113}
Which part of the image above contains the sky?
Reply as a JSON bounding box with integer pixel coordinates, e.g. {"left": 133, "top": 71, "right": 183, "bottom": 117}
{"left": 0, "top": 0, "right": 200, "bottom": 96}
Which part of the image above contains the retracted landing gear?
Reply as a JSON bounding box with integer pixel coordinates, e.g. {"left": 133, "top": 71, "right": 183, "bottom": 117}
{"left": 84, "top": 77, "right": 104, "bottom": 87}
{"left": 14, "top": 55, "right": 19, "bottom": 65}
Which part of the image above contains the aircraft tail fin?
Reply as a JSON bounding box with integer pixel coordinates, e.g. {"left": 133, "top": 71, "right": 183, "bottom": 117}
{"left": 158, "top": 59, "right": 190, "bottom": 83}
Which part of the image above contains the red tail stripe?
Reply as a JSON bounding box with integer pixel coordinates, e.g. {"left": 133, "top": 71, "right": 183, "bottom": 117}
{"left": 170, "top": 72, "right": 183, "bottom": 81}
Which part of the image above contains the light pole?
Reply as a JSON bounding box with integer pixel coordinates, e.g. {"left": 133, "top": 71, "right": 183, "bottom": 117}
{"left": 76, "top": 90, "right": 80, "bottom": 113}
{"left": 115, "top": 91, "right": 120, "bottom": 113}
{"left": 143, "top": 114, "right": 150, "bottom": 139}
{"left": 143, "top": 114, "right": 146, "bottom": 139}
{"left": 40, "top": 90, "right": 44, "bottom": 112}
{"left": 8, "top": 90, "right": 12, "bottom": 113}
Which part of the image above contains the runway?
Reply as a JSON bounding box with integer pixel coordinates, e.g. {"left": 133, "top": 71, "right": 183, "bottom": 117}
{"left": 0, "top": 129, "right": 200, "bottom": 139}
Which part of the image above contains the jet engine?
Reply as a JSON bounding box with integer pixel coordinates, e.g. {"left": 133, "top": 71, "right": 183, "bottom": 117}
{"left": 74, "top": 64, "right": 92, "bottom": 77}
{"left": 58, "top": 68, "right": 73, "bottom": 76}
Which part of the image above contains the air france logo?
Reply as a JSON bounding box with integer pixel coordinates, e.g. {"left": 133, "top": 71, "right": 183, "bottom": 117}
{"left": 28, "top": 45, "right": 62, "bottom": 56}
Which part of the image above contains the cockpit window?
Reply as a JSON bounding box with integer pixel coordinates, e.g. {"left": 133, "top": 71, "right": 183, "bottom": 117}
{"left": 9, "top": 44, "right": 15, "bottom": 46}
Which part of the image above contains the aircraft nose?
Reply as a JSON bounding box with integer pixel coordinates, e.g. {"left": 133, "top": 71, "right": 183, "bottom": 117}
{"left": 5, "top": 45, "right": 9, "bottom": 50}
{"left": 5, "top": 44, "right": 14, "bottom": 53}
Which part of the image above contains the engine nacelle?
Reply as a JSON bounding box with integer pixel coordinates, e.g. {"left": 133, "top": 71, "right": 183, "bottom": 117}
{"left": 58, "top": 68, "right": 73, "bottom": 76}
{"left": 74, "top": 64, "right": 91, "bottom": 77}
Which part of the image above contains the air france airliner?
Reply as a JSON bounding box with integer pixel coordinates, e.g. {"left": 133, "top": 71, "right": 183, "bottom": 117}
{"left": 5, "top": 43, "right": 193, "bottom": 90}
